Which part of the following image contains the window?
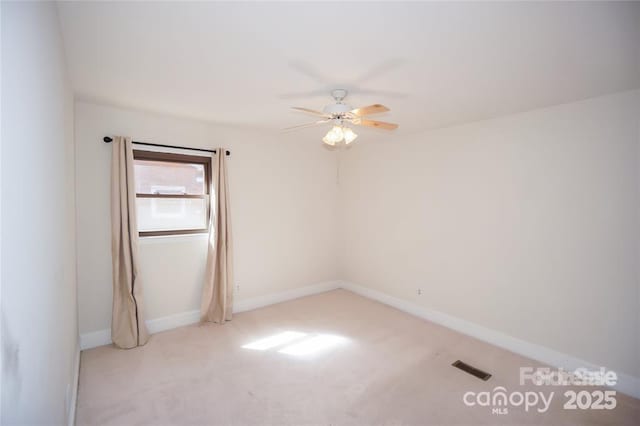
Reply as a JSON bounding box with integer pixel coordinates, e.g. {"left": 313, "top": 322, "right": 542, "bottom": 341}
{"left": 133, "top": 150, "right": 211, "bottom": 237}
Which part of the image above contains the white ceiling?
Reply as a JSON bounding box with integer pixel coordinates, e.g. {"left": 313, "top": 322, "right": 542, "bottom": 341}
{"left": 57, "top": 1, "right": 640, "bottom": 137}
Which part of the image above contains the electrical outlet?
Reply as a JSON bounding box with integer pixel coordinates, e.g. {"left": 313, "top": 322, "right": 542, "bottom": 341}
{"left": 417, "top": 288, "right": 423, "bottom": 296}
{"left": 236, "top": 284, "right": 240, "bottom": 292}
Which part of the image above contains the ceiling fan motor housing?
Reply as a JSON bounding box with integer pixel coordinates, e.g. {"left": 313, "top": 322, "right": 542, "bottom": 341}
{"left": 323, "top": 103, "right": 353, "bottom": 115}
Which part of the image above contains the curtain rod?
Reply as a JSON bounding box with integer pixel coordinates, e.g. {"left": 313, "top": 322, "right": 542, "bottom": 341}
{"left": 103, "top": 137, "right": 230, "bottom": 156}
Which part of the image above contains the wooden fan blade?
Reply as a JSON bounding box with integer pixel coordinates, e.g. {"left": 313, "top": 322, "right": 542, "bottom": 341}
{"left": 282, "top": 120, "right": 329, "bottom": 131}
{"left": 291, "top": 107, "right": 331, "bottom": 118}
{"left": 350, "top": 104, "right": 390, "bottom": 116}
{"left": 355, "top": 119, "right": 399, "bottom": 130}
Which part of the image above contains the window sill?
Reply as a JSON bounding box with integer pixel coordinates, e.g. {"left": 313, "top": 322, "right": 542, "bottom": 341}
{"left": 138, "top": 233, "right": 209, "bottom": 245}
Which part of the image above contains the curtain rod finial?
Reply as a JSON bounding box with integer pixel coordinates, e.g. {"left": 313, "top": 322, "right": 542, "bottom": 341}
{"left": 104, "top": 136, "right": 113, "bottom": 143}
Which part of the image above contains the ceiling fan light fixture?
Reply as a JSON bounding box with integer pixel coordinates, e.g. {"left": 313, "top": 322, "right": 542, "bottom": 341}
{"left": 322, "top": 135, "right": 336, "bottom": 146}
{"left": 323, "top": 126, "right": 344, "bottom": 145}
{"left": 343, "top": 127, "right": 358, "bottom": 144}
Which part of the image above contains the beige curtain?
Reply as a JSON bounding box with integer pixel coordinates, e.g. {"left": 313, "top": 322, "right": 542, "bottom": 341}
{"left": 200, "top": 149, "right": 234, "bottom": 323}
{"left": 111, "top": 136, "right": 150, "bottom": 348}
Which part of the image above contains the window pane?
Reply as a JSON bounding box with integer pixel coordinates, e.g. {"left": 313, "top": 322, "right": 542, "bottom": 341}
{"left": 136, "top": 197, "right": 208, "bottom": 232}
{"left": 134, "top": 160, "right": 205, "bottom": 195}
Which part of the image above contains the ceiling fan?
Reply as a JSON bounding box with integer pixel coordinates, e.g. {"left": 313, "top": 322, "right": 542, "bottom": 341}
{"left": 284, "top": 89, "right": 398, "bottom": 147}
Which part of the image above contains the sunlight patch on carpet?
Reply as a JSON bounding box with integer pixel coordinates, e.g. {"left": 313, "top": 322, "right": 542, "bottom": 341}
{"left": 242, "top": 331, "right": 348, "bottom": 357}
{"left": 278, "top": 334, "right": 347, "bottom": 356}
{"left": 242, "top": 331, "right": 307, "bottom": 350}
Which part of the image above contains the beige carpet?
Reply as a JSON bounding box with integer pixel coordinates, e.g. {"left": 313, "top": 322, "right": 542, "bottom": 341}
{"left": 76, "top": 289, "right": 639, "bottom": 425}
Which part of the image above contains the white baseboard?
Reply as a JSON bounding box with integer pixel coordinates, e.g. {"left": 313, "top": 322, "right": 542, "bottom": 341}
{"left": 79, "top": 329, "right": 111, "bottom": 350}
{"left": 339, "top": 280, "right": 640, "bottom": 399}
{"left": 79, "top": 280, "right": 341, "bottom": 350}
{"left": 147, "top": 309, "right": 201, "bottom": 335}
{"left": 67, "top": 341, "right": 80, "bottom": 426}
{"left": 233, "top": 280, "right": 341, "bottom": 313}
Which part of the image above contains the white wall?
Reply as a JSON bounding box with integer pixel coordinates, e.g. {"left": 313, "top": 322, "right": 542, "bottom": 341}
{"left": 75, "top": 102, "right": 339, "bottom": 335}
{"left": 1, "top": 2, "right": 78, "bottom": 424}
{"left": 339, "top": 90, "right": 640, "bottom": 379}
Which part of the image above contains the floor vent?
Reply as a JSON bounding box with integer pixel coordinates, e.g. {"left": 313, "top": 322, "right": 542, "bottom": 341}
{"left": 452, "top": 360, "right": 492, "bottom": 381}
